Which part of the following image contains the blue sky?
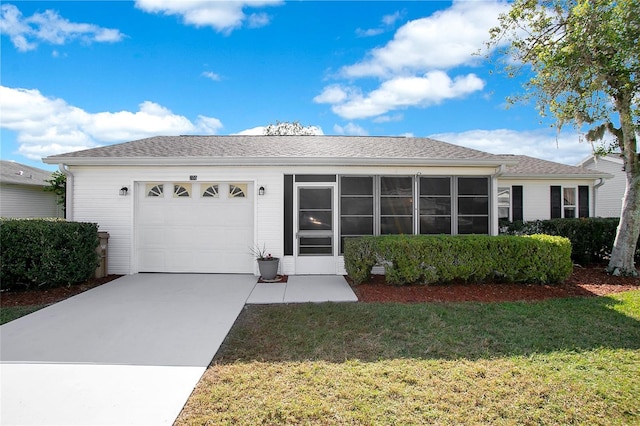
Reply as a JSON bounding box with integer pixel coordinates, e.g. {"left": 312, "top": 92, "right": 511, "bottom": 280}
{"left": 1, "top": 0, "right": 600, "bottom": 171}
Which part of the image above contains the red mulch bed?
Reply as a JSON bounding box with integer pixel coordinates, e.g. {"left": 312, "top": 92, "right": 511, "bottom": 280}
{"left": 1, "top": 275, "right": 123, "bottom": 307}
{"left": 350, "top": 265, "right": 639, "bottom": 303}
{"left": 2, "top": 267, "right": 638, "bottom": 307}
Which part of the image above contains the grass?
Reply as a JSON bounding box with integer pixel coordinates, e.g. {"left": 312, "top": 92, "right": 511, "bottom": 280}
{"left": 177, "top": 290, "right": 640, "bottom": 425}
{"left": 0, "top": 305, "right": 47, "bottom": 325}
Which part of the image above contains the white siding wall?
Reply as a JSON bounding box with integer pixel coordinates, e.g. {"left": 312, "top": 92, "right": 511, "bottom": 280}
{"left": 0, "top": 184, "right": 61, "bottom": 218}
{"left": 68, "top": 164, "right": 499, "bottom": 275}
{"left": 582, "top": 158, "right": 624, "bottom": 217}
{"left": 497, "top": 178, "right": 596, "bottom": 221}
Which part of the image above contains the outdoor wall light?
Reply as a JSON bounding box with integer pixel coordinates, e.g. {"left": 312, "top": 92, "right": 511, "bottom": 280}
{"left": 259, "top": 186, "right": 265, "bottom": 196}
{"left": 119, "top": 186, "right": 129, "bottom": 196}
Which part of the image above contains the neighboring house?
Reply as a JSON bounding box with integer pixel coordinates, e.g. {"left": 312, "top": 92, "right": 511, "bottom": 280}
{"left": 0, "top": 160, "right": 62, "bottom": 218}
{"left": 43, "top": 136, "right": 610, "bottom": 276}
{"left": 576, "top": 154, "right": 625, "bottom": 217}
{"left": 497, "top": 154, "right": 612, "bottom": 222}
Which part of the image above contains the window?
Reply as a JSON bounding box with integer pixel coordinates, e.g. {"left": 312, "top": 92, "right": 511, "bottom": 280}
{"left": 551, "top": 186, "right": 587, "bottom": 218}
{"left": 173, "top": 183, "right": 191, "bottom": 198}
{"left": 201, "top": 184, "right": 219, "bottom": 198}
{"left": 419, "top": 177, "right": 451, "bottom": 234}
{"left": 229, "top": 184, "right": 247, "bottom": 198}
{"left": 563, "top": 188, "right": 576, "bottom": 218}
{"left": 380, "top": 176, "right": 414, "bottom": 234}
{"left": 146, "top": 184, "right": 164, "bottom": 197}
{"left": 457, "top": 177, "right": 489, "bottom": 234}
{"left": 498, "top": 187, "right": 510, "bottom": 220}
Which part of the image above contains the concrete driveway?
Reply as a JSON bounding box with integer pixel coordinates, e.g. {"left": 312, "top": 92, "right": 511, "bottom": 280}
{"left": 0, "top": 274, "right": 257, "bottom": 425}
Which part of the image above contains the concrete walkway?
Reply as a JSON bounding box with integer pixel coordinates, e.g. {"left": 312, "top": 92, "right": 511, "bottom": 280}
{"left": 248, "top": 275, "right": 358, "bottom": 304}
{"left": 1, "top": 273, "right": 357, "bottom": 425}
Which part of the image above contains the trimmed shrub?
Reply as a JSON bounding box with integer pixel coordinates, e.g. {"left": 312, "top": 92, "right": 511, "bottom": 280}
{"left": 501, "top": 217, "right": 640, "bottom": 265}
{"left": 344, "top": 234, "right": 572, "bottom": 286}
{"left": 0, "top": 219, "right": 99, "bottom": 291}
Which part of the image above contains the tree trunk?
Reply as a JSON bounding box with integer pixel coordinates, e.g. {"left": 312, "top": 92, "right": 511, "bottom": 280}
{"left": 607, "top": 171, "right": 640, "bottom": 276}
{"left": 607, "top": 95, "right": 639, "bottom": 276}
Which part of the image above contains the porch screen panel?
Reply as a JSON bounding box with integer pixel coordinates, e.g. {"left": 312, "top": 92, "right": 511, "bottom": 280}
{"left": 340, "top": 176, "right": 374, "bottom": 253}
{"left": 380, "top": 176, "right": 414, "bottom": 234}
{"left": 419, "top": 177, "right": 452, "bottom": 234}
{"left": 457, "top": 177, "right": 489, "bottom": 234}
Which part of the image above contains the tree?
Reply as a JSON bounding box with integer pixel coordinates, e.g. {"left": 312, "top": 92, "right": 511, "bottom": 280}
{"left": 44, "top": 170, "right": 66, "bottom": 218}
{"left": 488, "top": 0, "right": 639, "bottom": 276}
{"left": 263, "top": 120, "right": 322, "bottom": 136}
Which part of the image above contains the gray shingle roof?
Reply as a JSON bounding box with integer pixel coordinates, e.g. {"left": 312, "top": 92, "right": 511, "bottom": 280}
{"left": 500, "top": 155, "right": 610, "bottom": 178}
{"left": 43, "top": 135, "right": 507, "bottom": 165}
{"left": 41, "top": 135, "right": 610, "bottom": 178}
{"left": 0, "top": 160, "right": 53, "bottom": 186}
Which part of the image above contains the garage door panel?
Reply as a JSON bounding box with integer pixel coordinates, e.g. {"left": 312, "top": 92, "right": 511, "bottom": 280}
{"left": 136, "top": 181, "right": 254, "bottom": 273}
{"left": 138, "top": 250, "right": 166, "bottom": 272}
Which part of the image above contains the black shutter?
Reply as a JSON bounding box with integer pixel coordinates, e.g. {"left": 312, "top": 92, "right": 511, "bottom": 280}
{"left": 578, "top": 185, "right": 589, "bottom": 218}
{"left": 512, "top": 185, "right": 523, "bottom": 221}
{"left": 550, "top": 186, "right": 562, "bottom": 218}
{"left": 284, "top": 175, "right": 294, "bottom": 255}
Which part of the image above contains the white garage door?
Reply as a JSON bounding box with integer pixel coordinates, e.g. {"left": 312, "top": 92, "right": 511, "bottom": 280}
{"left": 136, "top": 181, "right": 254, "bottom": 273}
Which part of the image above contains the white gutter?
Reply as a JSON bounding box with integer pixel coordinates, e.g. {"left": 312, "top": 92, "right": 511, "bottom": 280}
{"left": 593, "top": 177, "right": 606, "bottom": 217}
{"left": 58, "top": 164, "right": 73, "bottom": 221}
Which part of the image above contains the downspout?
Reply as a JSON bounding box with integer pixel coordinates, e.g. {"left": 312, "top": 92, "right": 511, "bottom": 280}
{"left": 491, "top": 165, "right": 506, "bottom": 235}
{"left": 58, "top": 164, "right": 73, "bottom": 221}
{"left": 593, "top": 177, "right": 605, "bottom": 217}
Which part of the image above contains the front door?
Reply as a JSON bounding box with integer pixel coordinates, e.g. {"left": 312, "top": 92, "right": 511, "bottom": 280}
{"left": 295, "top": 185, "right": 337, "bottom": 274}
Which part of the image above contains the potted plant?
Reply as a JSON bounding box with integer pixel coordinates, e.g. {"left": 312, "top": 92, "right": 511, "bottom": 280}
{"left": 251, "top": 245, "right": 280, "bottom": 280}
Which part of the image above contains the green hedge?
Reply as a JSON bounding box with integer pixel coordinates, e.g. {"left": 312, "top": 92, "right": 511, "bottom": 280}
{"left": 500, "top": 217, "right": 640, "bottom": 265}
{"left": 0, "top": 219, "right": 99, "bottom": 291}
{"left": 344, "top": 234, "right": 572, "bottom": 286}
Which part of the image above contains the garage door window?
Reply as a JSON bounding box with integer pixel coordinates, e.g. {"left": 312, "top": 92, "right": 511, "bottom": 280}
{"left": 146, "top": 184, "right": 164, "bottom": 197}
{"left": 229, "top": 184, "right": 247, "bottom": 198}
{"left": 201, "top": 184, "right": 220, "bottom": 198}
{"left": 173, "top": 184, "right": 191, "bottom": 198}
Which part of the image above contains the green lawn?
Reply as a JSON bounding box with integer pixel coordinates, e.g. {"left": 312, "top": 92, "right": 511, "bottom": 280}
{"left": 0, "top": 305, "right": 47, "bottom": 325}
{"left": 177, "top": 291, "right": 640, "bottom": 425}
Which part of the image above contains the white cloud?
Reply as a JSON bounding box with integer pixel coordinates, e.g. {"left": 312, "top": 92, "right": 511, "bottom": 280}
{"left": 333, "top": 123, "right": 368, "bottom": 136}
{"left": 356, "top": 28, "right": 384, "bottom": 37}
{"left": 342, "top": 1, "right": 509, "bottom": 78}
{"left": 0, "top": 4, "right": 125, "bottom": 52}
{"left": 315, "top": 1, "right": 507, "bottom": 121}
{"left": 356, "top": 10, "right": 405, "bottom": 38}
{"left": 382, "top": 11, "right": 404, "bottom": 27}
{"left": 0, "top": 86, "right": 223, "bottom": 160}
{"left": 316, "top": 71, "right": 485, "bottom": 120}
{"left": 135, "top": 0, "right": 282, "bottom": 33}
{"left": 234, "top": 126, "right": 266, "bottom": 135}
{"left": 428, "top": 129, "right": 596, "bottom": 165}
{"left": 313, "top": 85, "right": 349, "bottom": 104}
{"left": 372, "top": 114, "right": 404, "bottom": 123}
{"left": 202, "top": 71, "right": 222, "bottom": 81}
{"left": 247, "top": 12, "right": 271, "bottom": 29}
